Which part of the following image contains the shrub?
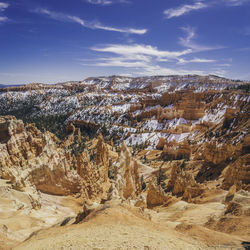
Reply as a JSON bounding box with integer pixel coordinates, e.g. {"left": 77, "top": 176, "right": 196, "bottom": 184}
{"left": 222, "top": 117, "right": 232, "bottom": 130}
{"left": 181, "top": 161, "right": 186, "bottom": 170}
{"left": 157, "top": 166, "right": 168, "bottom": 189}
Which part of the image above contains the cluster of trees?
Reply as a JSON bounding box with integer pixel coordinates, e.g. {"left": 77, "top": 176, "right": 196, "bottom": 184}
{"left": 157, "top": 166, "right": 168, "bottom": 190}
{"left": 28, "top": 115, "right": 69, "bottom": 140}
{"left": 236, "top": 84, "right": 250, "bottom": 93}
{"left": 69, "top": 137, "right": 86, "bottom": 157}
{"left": 1, "top": 100, "right": 70, "bottom": 140}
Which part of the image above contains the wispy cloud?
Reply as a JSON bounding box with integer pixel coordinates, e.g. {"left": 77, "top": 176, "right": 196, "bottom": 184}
{"left": 236, "top": 47, "right": 250, "bottom": 51}
{"left": 36, "top": 8, "right": 68, "bottom": 22}
{"left": 136, "top": 65, "right": 205, "bottom": 76}
{"left": 0, "top": 2, "right": 9, "bottom": 23}
{"left": 90, "top": 24, "right": 146, "bottom": 34}
{"left": 217, "top": 63, "right": 231, "bottom": 67}
{"left": 81, "top": 55, "right": 206, "bottom": 76}
{"left": 164, "top": 2, "right": 207, "bottom": 19}
{"left": 163, "top": 0, "right": 249, "bottom": 19}
{"left": 177, "top": 57, "right": 216, "bottom": 64}
{"left": 85, "top": 0, "right": 130, "bottom": 5}
{"left": 82, "top": 26, "right": 224, "bottom": 76}
{"left": 179, "top": 26, "right": 224, "bottom": 52}
{"left": 80, "top": 43, "right": 193, "bottom": 75}
{"left": 224, "top": 0, "right": 250, "bottom": 6}
{"left": 81, "top": 43, "right": 211, "bottom": 76}
{"left": 34, "top": 8, "right": 146, "bottom": 35}
{"left": 92, "top": 44, "right": 192, "bottom": 59}
{"left": 83, "top": 56, "right": 149, "bottom": 68}
{"left": 0, "top": 16, "right": 7, "bottom": 22}
{"left": 87, "top": 43, "right": 218, "bottom": 68}
{"left": 86, "top": 0, "right": 112, "bottom": 5}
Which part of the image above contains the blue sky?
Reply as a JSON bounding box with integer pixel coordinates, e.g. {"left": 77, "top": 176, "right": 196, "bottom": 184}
{"left": 0, "top": 0, "right": 250, "bottom": 84}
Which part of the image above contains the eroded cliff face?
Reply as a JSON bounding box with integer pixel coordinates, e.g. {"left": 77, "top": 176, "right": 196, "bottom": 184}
{"left": 160, "top": 140, "right": 191, "bottom": 160}
{"left": 108, "top": 142, "right": 141, "bottom": 201}
{"left": 76, "top": 135, "right": 111, "bottom": 201}
{"left": 202, "top": 142, "right": 242, "bottom": 165}
{"left": 0, "top": 116, "right": 82, "bottom": 195}
{"left": 146, "top": 179, "right": 172, "bottom": 208}
{"left": 167, "top": 163, "right": 204, "bottom": 202}
{"left": 222, "top": 154, "right": 250, "bottom": 191}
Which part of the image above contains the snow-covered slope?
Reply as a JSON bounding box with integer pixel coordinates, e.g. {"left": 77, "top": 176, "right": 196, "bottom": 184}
{"left": 0, "top": 75, "right": 249, "bottom": 149}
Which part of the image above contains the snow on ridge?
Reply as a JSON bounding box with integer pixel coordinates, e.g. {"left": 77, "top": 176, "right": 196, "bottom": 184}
{"left": 145, "top": 105, "right": 161, "bottom": 111}
{"left": 167, "top": 133, "right": 189, "bottom": 143}
{"left": 124, "top": 131, "right": 190, "bottom": 150}
{"left": 199, "top": 106, "right": 227, "bottom": 124}
{"left": 142, "top": 120, "right": 163, "bottom": 131}
{"left": 111, "top": 104, "right": 131, "bottom": 113}
{"left": 125, "top": 132, "right": 167, "bottom": 149}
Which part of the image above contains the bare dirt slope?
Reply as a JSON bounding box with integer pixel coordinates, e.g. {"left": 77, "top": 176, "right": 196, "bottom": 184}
{"left": 14, "top": 201, "right": 246, "bottom": 250}
{"left": 0, "top": 179, "right": 82, "bottom": 250}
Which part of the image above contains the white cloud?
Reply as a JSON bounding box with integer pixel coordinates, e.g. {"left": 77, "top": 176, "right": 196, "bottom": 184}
{"left": 85, "top": 58, "right": 149, "bottom": 68}
{"left": 217, "top": 64, "right": 231, "bottom": 67}
{"left": 92, "top": 24, "right": 147, "bottom": 34}
{"left": 177, "top": 57, "right": 216, "bottom": 64}
{"left": 36, "top": 8, "right": 67, "bottom": 22}
{"left": 164, "top": 2, "right": 207, "bottom": 19}
{"left": 82, "top": 29, "right": 222, "bottom": 77}
{"left": 0, "top": 2, "right": 8, "bottom": 23}
{"left": 80, "top": 53, "right": 153, "bottom": 68}
{"left": 0, "top": 2, "right": 8, "bottom": 11}
{"left": 85, "top": 43, "right": 205, "bottom": 75}
{"left": 82, "top": 55, "right": 206, "bottom": 76}
{"left": 163, "top": 0, "right": 249, "bottom": 19}
{"left": 86, "top": 0, "right": 112, "bottom": 5}
{"left": 179, "top": 26, "right": 224, "bottom": 51}
{"left": 85, "top": 0, "right": 130, "bottom": 5}
{"left": 68, "top": 15, "right": 85, "bottom": 26}
{"left": 79, "top": 44, "right": 190, "bottom": 76}
{"left": 224, "top": 0, "right": 250, "bottom": 6}
{"left": 0, "top": 16, "right": 7, "bottom": 22}
{"left": 35, "top": 8, "right": 147, "bottom": 35}
{"left": 136, "top": 65, "right": 205, "bottom": 76}
{"left": 92, "top": 44, "right": 191, "bottom": 59}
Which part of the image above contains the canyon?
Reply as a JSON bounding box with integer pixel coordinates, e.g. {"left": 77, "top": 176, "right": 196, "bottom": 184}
{"left": 0, "top": 74, "right": 249, "bottom": 249}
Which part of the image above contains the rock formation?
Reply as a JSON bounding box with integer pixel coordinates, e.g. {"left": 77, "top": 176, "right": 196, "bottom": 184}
{"left": 222, "top": 154, "right": 250, "bottom": 191}
{"left": 0, "top": 116, "right": 82, "bottom": 195}
{"left": 108, "top": 142, "right": 141, "bottom": 201}
{"left": 76, "top": 135, "right": 111, "bottom": 201}
{"left": 160, "top": 140, "right": 191, "bottom": 160}
{"left": 167, "top": 162, "right": 204, "bottom": 202}
{"left": 146, "top": 179, "right": 172, "bottom": 208}
{"left": 202, "top": 141, "right": 242, "bottom": 165}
